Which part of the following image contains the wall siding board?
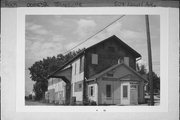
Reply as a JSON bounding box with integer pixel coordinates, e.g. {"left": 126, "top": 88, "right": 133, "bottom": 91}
{"left": 71, "top": 57, "right": 84, "bottom": 102}
{"left": 96, "top": 64, "right": 145, "bottom": 105}
{"left": 86, "top": 39, "right": 137, "bottom": 78}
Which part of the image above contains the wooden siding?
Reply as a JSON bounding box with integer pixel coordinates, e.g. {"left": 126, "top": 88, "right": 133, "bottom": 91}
{"left": 71, "top": 57, "right": 84, "bottom": 102}
{"left": 98, "top": 79, "right": 121, "bottom": 105}
{"left": 85, "top": 39, "right": 137, "bottom": 78}
{"left": 97, "top": 64, "right": 145, "bottom": 105}
{"left": 46, "top": 78, "right": 66, "bottom": 104}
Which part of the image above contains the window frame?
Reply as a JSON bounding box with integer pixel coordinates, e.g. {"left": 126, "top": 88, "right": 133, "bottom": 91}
{"left": 106, "top": 84, "right": 112, "bottom": 98}
{"left": 123, "top": 85, "right": 128, "bottom": 98}
{"left": 90, "top": 86, "right": 94, "bottom": 96}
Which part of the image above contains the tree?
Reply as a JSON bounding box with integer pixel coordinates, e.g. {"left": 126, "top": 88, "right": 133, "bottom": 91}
{"left": 137, "top": 64, "right": 147, "bottom": 75}
{"left": 29, "top": 49, "right": 84, "bottom": 100}
{"left": 137, "top": 63, "right": 160, "bottom": 93}
{"left": 147, "top": 72, "right": 160, "bottom": 92}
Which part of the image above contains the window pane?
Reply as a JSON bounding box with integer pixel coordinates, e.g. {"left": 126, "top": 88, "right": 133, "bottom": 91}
{"left": 106, "top": 85, "right": 111, "bottom": 97}
{"left": 123, "top": 86, "right": 128, "bottom": 98}
{"left": 74, "top": 81, "right": 83, "bottom": 92}
{"left": 90, "top": 86, "right": 93, "bottom": 96}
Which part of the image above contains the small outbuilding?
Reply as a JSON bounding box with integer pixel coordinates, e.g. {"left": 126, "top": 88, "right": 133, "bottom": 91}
{"left": 87, "top": 63, "right": 147, "bottom": 105}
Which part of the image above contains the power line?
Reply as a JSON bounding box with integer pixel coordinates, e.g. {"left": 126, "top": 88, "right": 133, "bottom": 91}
{"left": 62, "top": 15, "right": 125, "bottom": 55}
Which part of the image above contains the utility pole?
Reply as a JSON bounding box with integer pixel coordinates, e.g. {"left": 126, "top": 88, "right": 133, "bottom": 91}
{"left": 145, "top": 15, "right": 154, "bottom": 105}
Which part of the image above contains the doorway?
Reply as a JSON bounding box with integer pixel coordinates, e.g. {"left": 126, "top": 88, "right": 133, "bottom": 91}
{"left": 121, "top": 82, "right": 130, "bottom": 105}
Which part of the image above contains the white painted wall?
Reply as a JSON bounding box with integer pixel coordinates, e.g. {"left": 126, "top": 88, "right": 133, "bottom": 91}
{"left": 48, "top": 78, "right": 66, "bottom": 98}
{"left": 71, "top": 57, "right": 84, "bottom": 101}
{"left": 88, "top": 84, "right": 98, "bottom": 103}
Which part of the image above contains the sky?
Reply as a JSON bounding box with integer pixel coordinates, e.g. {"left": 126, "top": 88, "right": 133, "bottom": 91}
{"left": 25, "top": 15, "right": 160, "bottom": 95}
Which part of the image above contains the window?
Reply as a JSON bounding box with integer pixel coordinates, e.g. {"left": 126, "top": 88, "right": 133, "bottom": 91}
{"left": 124, "top": 57, "right": 129, "bottom": 66}
{"left": 123, "top": 86, "right": 128, "bottom": 98}
{"left": 74, "top": 81, "right": 83, "bottom": 92}
{"left": 89, "top": 86, "right": 94, "bottom": 96}
{"left": 131, "top": 85, "right": 136, "bottom": 89}
{"left": 90, "top": 86, "right": 94, "bottom": 96}
{"left": 80, "top": 56, "right": 84, "bottom": 73}
{"left": 108, "top": 46, "right": 115, "bottom": 52}
{"left": 106, "top": 85, "right": 111, "bottom": 97}
{"left": 79, "top": 83, "right": 82, "bottom": 89}
{"left": 92, "top": 54, "right": 98, "bottom": 64}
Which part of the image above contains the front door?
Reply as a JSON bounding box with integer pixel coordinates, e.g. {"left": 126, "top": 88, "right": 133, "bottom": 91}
{"left": 121, "top": 82, "right": 130, "bottom": 105}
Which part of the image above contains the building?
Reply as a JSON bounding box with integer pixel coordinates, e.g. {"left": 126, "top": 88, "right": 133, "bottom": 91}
{"left": 45, "top": 35, "right": 147, "bottom": 105}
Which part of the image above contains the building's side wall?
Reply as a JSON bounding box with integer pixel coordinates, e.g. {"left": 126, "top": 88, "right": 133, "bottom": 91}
{"left": 48, "top": 89, "right": 55, "bottom": 103}
{"left": 113, "top": 65, "right": 145, "bottom": 103}
{"left": 47, "top": 78, "right": 66, "bottom": 104}
{"left": 86, "top": 39, "right": 137, "bottom": 78}
{"left": 71, "top": 56, "right": 84, "bottom": 103}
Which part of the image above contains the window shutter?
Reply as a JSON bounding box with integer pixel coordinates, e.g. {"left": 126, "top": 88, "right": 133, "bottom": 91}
{"left": 93, "top": 86, "right": 95, "bottom": 96}
{"left": 92, "top": 54, "right": 98, "bottom": 64}
{"left": 124, "top": 57, "right": 129, "bottom": 66}
{"left": 88, "top": 86, "right": 90, "bottom": 96}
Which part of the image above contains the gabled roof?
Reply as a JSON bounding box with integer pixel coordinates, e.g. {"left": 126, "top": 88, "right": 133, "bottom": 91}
{"left": 87, "top": 35, "right": 141, "bottom": 58}
{"left": 89, "top": 63, "right": 148, "bottom": 82}
{"left": 49, "top": 35, "right": 141, "bottom": 78}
